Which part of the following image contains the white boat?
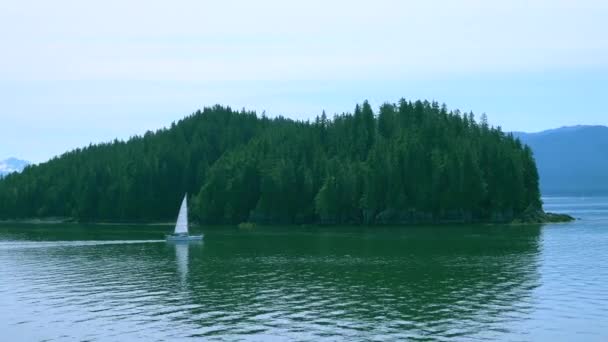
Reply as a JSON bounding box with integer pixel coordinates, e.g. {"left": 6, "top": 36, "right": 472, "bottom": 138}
{"left": 166, "top": 194, "right": 203, "bottom": 242}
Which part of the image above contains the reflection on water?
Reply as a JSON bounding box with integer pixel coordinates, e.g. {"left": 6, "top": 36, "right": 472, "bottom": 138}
{"left": 172, "top": 242, "right": 203, "bottom": 285}
{"left": 0, "top": 197, "right": 607, "bottom": 341}
{"left": 175, "top": 242, "right": 189, "bottom": 283}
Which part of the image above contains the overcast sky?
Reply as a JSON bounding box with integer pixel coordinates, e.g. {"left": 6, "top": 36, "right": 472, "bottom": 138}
{"left": 1, "top": 0, "right": 607, "bottom": 163}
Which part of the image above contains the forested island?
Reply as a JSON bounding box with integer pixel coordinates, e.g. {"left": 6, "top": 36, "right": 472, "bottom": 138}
{"left": 0, "top": 100, "right": 572, "bottom": 225}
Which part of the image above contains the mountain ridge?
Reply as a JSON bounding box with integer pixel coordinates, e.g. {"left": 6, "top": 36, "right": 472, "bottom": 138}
{"left": 513, "top": 125, "right": 608, "bottom": 195}
{"left": 0, "top": 158, "right": 30, "bottom": 176}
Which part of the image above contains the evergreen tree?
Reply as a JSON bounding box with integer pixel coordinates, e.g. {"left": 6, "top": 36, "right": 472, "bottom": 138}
{"left": 0, "top": 100, "right": 542, "bottom": 224}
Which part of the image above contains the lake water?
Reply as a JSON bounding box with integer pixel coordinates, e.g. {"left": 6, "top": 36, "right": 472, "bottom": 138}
{"left": 1, "top": 197, "right": 607, "bottom": 341}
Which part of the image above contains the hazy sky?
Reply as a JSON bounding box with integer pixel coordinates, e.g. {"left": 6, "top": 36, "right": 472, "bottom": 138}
{"left": 1, "top": 0, "right": 607, "bottom": 163}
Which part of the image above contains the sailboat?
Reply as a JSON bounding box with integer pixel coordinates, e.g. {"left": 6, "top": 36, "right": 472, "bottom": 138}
{"left": 166, "top": 194, "right": 203, "bottom": 242}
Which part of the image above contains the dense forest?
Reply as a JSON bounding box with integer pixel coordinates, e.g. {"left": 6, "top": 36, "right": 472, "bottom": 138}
{"left": 0, "top": 100, "right": 542, "bottom": 224}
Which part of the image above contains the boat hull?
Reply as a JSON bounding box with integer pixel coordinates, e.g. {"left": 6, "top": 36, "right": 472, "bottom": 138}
{"left": 166, "top": 234, "right": 204, "bottom": 242}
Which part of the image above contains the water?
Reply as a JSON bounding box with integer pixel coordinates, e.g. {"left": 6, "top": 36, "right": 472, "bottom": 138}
{"left": 1, "top": 197, "right": 607, "bottom": 341}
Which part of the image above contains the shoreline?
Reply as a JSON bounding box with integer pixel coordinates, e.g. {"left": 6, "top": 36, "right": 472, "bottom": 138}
{"left": 0, "top": 212, "right": 575, "bottom": 226}
{"left": 0, "top": 218, "right": 173, "bottom": 226}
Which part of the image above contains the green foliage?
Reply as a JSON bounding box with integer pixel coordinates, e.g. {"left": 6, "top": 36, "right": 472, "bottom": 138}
{"left": 0, "top": 100, "right": 542, "bottom": 224}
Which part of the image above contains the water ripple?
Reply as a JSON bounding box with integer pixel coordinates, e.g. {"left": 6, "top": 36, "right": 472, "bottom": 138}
{"left": 1, "top": 197, "right": 608, "bottom": 340}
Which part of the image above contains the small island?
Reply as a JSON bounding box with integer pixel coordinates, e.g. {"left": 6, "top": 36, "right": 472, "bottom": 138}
{"left": 0, "top": 100, "right": 573, "bottom": 225}
{"left": 512, "top": 208, "right": 575, "bottom": 224}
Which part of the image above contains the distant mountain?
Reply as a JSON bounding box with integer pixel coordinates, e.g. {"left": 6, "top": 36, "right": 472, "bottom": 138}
{"left": 514, "top": 125, "right": 608, "bottom": 196}
{"left": 0, "top": 158, "right": 30, "bottom": 177}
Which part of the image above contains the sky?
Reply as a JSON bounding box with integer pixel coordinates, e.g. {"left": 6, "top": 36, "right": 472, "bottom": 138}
{"left": 1, "top": 0, "right": 607, "bottom": 163}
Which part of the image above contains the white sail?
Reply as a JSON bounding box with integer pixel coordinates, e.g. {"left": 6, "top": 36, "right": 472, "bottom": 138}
{"left": 174, "top": 194, "right": 188, "bottom": 234}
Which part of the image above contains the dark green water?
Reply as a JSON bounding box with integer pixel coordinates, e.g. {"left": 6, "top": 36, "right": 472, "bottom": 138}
{"left": 1, "top": 197, "right": 607, "bottom": 341}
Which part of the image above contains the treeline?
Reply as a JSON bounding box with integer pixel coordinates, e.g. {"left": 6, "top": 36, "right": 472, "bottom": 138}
{"left": 0, "top": 100, "right": 541, "bottom": 224}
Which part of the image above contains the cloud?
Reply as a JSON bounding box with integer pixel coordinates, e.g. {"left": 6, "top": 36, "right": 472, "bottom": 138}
{"left": 1, "top": 0, "right": 607, "bottom": 162}
{"left": 1, "top": 0, "right": 607, "bottom": 81}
